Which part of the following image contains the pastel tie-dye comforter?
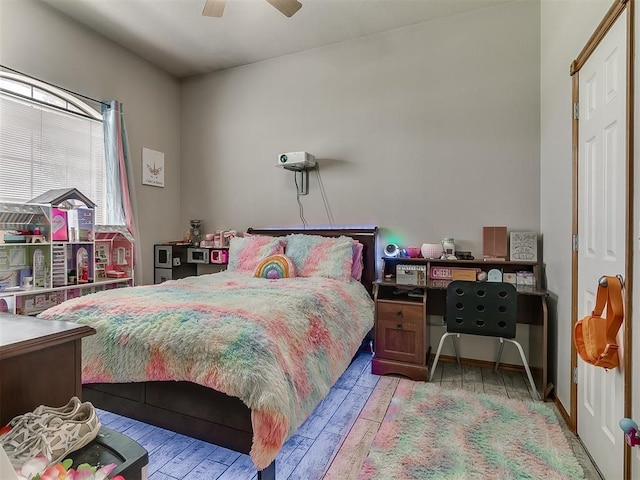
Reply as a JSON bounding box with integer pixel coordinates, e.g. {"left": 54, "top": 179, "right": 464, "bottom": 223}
{"left": 39, "top": 271, "right": 374, "bottom": 469}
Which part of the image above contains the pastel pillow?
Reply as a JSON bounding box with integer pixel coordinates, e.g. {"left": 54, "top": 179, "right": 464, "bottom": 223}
{"left": 285, "top": 234, "right": 354, "bottom": 282}
{"left": 253, "top": 254, "right": 296, "bottom": 279}
{"left": 227, "top": 236, "right": 285, "bottom": 273}
{"left": 351, "top": 241, "right": 364, "bottom": 281}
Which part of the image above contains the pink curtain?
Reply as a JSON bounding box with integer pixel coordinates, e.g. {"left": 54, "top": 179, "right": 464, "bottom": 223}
{"left": 102, "top": 100, "right": 142, "bottom": 283}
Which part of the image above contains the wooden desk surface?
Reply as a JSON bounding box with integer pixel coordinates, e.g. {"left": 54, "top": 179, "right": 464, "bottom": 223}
{"left": 375, "top": 279, "right": 548, "bottom": 297}
{"left": 0, "top": 313, "right": 95, "bottom": 360}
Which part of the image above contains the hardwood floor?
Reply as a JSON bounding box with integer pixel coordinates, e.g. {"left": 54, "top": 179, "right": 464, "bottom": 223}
{"left": 97, "top": 349, "right": 602, "bottom": 480}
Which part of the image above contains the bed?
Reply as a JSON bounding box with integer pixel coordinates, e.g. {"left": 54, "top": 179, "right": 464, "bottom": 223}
{"left": 38, "top": 227, "right": 377, "bottom": 479}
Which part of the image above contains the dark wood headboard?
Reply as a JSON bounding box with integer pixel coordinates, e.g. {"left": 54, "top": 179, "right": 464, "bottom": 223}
{"left": 246, "top": 226, "right": 378, "bottom": 297}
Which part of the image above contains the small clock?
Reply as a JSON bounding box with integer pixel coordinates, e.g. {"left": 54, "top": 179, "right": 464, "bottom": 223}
{"left": 487, "top": 269, "right": 503, "bottom": 282}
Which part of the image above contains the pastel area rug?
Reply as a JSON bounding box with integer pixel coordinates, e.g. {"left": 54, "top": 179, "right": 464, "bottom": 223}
{"left": 359, "top": 380, "right": 585, "bottom": 480}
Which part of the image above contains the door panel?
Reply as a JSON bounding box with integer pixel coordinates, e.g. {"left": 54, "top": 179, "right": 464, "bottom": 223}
{"left": 577, "top": 9, "right": 626, "bottom": 480}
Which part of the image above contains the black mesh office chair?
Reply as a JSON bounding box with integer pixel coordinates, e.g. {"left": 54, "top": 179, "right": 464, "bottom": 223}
{"left": 429, "top": 281, "right": 539, "bottom": 400}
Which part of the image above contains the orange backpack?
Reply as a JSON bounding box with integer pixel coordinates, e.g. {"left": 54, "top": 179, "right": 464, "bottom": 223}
{"left": 574, "top": 275, "right": 624, "bottom": 369}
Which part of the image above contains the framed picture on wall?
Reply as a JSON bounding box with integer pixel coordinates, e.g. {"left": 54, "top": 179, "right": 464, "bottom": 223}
{"left": 142, "top": 147, "right": 165, "bottom": 188}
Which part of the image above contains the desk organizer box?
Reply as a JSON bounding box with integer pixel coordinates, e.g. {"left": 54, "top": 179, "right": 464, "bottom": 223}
{"left": 516, "top": 271, "right": 536, "bottom": 286}
{"left": 396, "top": 264, "right": 426, "bottom": 285}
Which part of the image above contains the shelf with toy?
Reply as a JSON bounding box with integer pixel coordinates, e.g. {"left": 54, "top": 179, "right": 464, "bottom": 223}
{"left": 0, "top": 189, "right": 135, "bottom": 315}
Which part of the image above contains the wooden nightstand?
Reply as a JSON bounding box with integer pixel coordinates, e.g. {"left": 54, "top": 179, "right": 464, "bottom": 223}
{"left": 371, "top": 274, "right": 428, "bottom": 381}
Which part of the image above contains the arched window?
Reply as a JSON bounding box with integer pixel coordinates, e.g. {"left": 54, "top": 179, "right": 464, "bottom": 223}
{"left": 0, "top": 72, "right": 107, "bottom": 223}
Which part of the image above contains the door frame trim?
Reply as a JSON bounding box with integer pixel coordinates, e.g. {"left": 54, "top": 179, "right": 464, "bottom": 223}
{"left": 570, "top": 1, "right": 634, "bottom": 479}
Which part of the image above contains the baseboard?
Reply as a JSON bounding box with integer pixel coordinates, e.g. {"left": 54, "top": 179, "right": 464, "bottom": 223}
{"left": 554, "top": 395, "right": 576, "bottom": 433}
{"left": 429, "top": 353, "right": 526, "bottom": 373}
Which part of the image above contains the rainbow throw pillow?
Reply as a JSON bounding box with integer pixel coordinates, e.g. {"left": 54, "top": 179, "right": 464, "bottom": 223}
{"left": 253, "top": 254, "right": 296, "bottom": 279}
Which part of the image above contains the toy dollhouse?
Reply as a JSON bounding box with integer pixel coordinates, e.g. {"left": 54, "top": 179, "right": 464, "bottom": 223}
{"left": 94, "top": 225, "right": 135, "bottom": 281}
{"left": 0, "top": 188, "right": 134, "bottom": 315}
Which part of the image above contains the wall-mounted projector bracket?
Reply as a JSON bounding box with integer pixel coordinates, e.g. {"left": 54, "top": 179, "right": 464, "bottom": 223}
{"left": 285, "top": 165, "right": 313, "bottom": 195}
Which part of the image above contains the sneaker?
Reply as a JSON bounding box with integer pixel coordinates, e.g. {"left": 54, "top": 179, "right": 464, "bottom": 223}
{"left": 32, "top": 397, "right": 82, "bottom": 420}
{"left": 36, "top": 402, "right": 101, "bottom": 466}
{"left": 0, "top": 420, "right": 45, "bottom": 453}
{"left": 0, "top": 397, "right": 82, "bottom": 439}
{"left": 3, "top": 433, "right": 43, "bottom": 469}
{"left": 2, "top": 401, "right": 100, "bottom": 469}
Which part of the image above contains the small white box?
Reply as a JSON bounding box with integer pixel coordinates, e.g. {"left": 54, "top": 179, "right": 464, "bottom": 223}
{"left": 516, "top": 271, "right": 535, "bottom": 286}
{"left": 503, "top": 272, "right": 517, "bottom": 284}
{"left": 396, "top": 264, "right": 426, "bottom": 285}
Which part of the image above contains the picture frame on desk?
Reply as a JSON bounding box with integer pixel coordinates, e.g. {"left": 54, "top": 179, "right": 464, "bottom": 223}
{"left": 510, "top": 232, "right": 538, "bottom": 261}
{"left": 483, "top": 226, "right": 508, "bottom": 259}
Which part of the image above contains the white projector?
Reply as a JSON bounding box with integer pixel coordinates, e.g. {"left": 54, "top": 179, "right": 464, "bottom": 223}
{"left": 276, "top": 152, "right": 316, "bottom": 170}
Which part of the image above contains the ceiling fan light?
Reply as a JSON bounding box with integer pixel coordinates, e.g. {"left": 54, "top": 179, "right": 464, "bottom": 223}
{"left": 202, "top": 0, "right": 301, "bottom": 19}
{"left": 202, "top": 0, "right": 226, "bottom": 17}
{"left": 266, "top": 0, "right": 302, "bottom": 17}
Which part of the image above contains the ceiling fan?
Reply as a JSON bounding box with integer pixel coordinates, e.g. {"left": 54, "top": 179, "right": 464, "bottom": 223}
{"left": 202, "top": 0, "right": 303, "bottom": 18}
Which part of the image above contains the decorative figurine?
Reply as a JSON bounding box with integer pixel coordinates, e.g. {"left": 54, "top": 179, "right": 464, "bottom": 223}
{"left": 620, "top": 418, "right": 640, "bottom": 447}
{"left": 190, "top": 219, "right": 202, "bottom": 247}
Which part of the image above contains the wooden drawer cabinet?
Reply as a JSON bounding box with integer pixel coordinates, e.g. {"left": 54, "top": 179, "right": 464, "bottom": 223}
{"left": 372, "top": 284, "right": 428, "bottom": 381}
{"left": 376, "top": 301, "right": 424, "bottom": 364}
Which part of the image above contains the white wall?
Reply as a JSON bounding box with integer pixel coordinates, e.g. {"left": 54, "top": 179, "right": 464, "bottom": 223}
{"left": 540, "top": 0, "right": 611, "bottom": 410}
{"left": 181, "top": 1, "right": 540, "bottom": 249}
{"left": 0, "top": 0, "right": 182, "bottom": 285}
{"left": 181, "top": 1, "right": 541, "bottom": 362}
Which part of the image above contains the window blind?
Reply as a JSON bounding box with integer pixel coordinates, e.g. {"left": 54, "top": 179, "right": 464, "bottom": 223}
{"left": 0, "top": 93, "right": 106, "bottom": 223}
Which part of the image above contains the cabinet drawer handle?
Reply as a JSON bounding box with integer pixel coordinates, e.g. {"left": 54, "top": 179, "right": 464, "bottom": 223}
{"left": 396, "top": 310, "right": 403, "bottom": 317}
{"left": 396, "top": 323, "right": 403, "bottom": 329}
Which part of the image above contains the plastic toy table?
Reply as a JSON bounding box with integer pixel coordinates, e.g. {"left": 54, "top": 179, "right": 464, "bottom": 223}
{"left": 66, "top": 427, "right": 148, "bottom": 480}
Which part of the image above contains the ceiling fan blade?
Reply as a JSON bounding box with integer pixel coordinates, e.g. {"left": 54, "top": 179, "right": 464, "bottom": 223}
{"left": 266, "top": 0, "right": 302, "bottom": 17}
{"left": 202, "top": 0, "right": 226, "bottom": 17}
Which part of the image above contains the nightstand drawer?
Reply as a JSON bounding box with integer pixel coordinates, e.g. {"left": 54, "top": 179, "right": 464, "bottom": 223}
{"left": 375, "top": 301, "right": 425, "bottom": 365}
{"left": 377, "top": 301, "right": 423, "bottom": 325}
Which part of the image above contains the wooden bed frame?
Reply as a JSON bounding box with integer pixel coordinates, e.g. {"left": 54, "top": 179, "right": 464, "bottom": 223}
{"left": 82, "top": 226, "right": 378, "bottom": 480}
